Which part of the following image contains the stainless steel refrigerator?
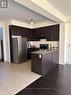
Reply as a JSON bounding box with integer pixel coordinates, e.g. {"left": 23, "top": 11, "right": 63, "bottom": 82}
{"left": 12, "top": 36, "right": 27, "bottom": 63}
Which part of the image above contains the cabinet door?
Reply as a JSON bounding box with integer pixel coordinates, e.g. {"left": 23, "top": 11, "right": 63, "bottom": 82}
{"left": 31, "top": 54, "right": 42, "bottom": 74}
{"left": 52, "top": 25, "right": 59, "bottom": 41}
{"left": 31, "top": 29, "right": 36, "bottom": 41}
{"left": 53, "top": 50, "right": 59, "bottom": 65}
{"left": 45, "top": 26, "right": 53, "bottom": 41}
{"left": 42, "top": 53, "right": 53, "bottom": 75}
{"left": 38, "top": 27, "right": 46, "bottom": 39}
{"left": 26, "top": 29, "right": 32, "bottom": 41}
{"left": 32, "top": 29, "right": 40, "bottom": 41}
{"left": 10, "top": 26, "right": 19, "bottom": 36}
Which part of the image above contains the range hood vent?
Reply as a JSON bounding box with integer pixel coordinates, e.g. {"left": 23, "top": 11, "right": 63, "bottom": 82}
{"left": 40, "top": 39, "right": 47, "bottom": 41}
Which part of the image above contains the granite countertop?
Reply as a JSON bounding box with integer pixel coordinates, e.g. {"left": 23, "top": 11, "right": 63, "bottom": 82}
{"left": 31, "top": 50, "right": 52, "bottom": 55}
{"left": 31, "top": 48, "right": 59, "bottom": 55}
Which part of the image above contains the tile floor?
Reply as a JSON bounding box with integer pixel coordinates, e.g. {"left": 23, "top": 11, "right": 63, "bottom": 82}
{"left": 0, "top": 60, "right": 41, "bottom": 95}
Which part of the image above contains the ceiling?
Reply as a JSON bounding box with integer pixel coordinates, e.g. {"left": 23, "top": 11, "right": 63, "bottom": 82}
{"left": 0, "top": 0, "right": 54, "bottom": 23}
{"left": 0, "top": 0, "right": 71, "bottom": 24}
{"left": 47, "top": 0, "right": 71, "bottom": 16}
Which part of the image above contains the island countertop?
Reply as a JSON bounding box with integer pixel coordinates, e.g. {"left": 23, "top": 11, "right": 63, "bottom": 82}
{"left": 31, "top": 49, "right": 58, "bottom": 55}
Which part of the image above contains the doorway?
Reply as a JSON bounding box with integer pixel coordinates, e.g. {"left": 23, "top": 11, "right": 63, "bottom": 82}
{"left": 0, "top": 28, "right": 4, "bottom": 62}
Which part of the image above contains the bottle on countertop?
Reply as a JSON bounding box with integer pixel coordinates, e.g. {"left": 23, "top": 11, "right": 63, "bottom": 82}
{"left": 50, "top": 44, "right": 52, "bottom": 50}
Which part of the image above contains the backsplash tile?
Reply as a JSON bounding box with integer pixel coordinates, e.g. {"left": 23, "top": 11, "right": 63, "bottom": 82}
{"left": 29, "top": 41, "right": 59, "bottom": 48}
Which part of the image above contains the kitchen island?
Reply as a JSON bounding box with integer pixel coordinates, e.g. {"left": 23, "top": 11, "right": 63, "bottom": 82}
{"left": 31, "top": 49, "right": 59, "bottom": 76}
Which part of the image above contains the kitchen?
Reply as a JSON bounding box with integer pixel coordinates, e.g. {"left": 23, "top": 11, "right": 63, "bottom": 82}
{"left": 1, "top": 0, "right": 71, "bottom": 94}
{"left": 9, "top": 24, "right": 59, "bottom": 75}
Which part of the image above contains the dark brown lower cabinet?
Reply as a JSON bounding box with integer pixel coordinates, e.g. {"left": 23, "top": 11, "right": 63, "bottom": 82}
{"left": 52, "top": 49, "right": 59, "bottom": 65}
{"left": 27, "top": 47, "right": 40, "bottom": 59}
{"left": 31, "top": 54, "right": 42, "bottom": 74}
{"left": 31, "top": 49, "right": 59, "bottom": 76}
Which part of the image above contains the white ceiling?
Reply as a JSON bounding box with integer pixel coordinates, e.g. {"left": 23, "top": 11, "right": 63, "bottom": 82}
{"left": 0, "top": 0, "right": 54, "bottom": 23}
{"left": 47, "top": 0, "right": 71, "bottom": 16}
{"left": 0, "top": 0, "right": 71, "bottom": 24}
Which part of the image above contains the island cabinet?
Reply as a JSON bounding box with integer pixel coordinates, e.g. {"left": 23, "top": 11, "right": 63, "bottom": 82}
{"left": 31, "top": 53, "right": 42, "bottom": 74}
{"left": 41, "top": 52, "right": 53, "bottom": 75}
{"left": 52, "top": 49, "right": 59, "bottom": 65}
{"left": 31, "top": 50, "right": 59, "bottom": 76}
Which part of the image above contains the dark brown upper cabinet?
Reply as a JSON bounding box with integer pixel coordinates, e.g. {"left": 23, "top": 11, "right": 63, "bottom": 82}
{"left": 9, "top": 25, "right": 32, "bottom": 41}
{"left": 26, "top": 29, "right": 32, "bottom": 41}
{"left": 31, "top": 29, "right": 40, "bottom": 41}
{"left": 31, "top": 24, "right": 59, "bottom": 41}
{"left": 9, "top": 24, "right": 59, "bottom": 41}
{"left": 42, "top": 26, "right": 52, "bottom": 41}
{"left": 52, "top": 25, "right": 59, "bottom": 41}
